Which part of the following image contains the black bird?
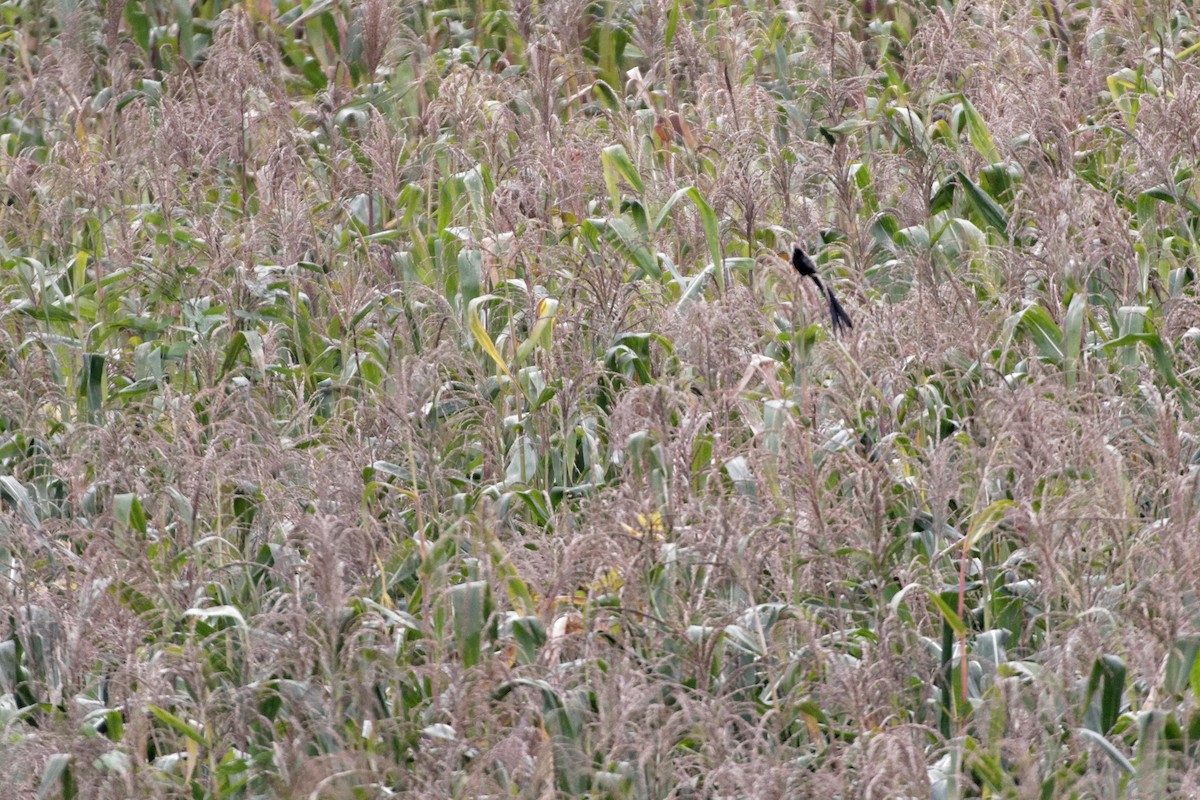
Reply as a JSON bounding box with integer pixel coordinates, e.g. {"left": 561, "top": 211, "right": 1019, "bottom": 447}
{"left": 786, "top": 245, "right": 852, "bottom": 334}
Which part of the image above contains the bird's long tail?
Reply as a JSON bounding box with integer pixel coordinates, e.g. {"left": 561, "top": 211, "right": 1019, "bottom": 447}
{"left": 808, "top": 272, "right": 853, "bottom": 333}
{"left": 826, "top": 288, "right": 853, "bottom": 333}
{"left": 790, "top": 246, "right": 853, "bottom": 334}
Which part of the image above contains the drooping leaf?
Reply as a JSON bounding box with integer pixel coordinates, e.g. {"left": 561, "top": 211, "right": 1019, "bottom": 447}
{"left": 467, "top": 295, "right": 514, "bottom": 380}
{"left": 960, "top": 95, "right": 1000, "bottom": 164}
{"left": 147, "top": 705, "right": 207, "bottom": 746}
{"left": 927, "top": 589, "right": 967, "bottom": 637}
{"left": 956, "top": 170, "right": 1009, "bottom": 236}
{"left": 1005, "top": 303, "right": 1063, "bottom": 362}
{"left": 601, "top": 144, "right": 644, "bottom": 209}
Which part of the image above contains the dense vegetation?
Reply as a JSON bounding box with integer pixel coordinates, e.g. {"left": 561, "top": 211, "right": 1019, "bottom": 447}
{"left": 2, "top": 0, "right": 1200, "bottom": 796}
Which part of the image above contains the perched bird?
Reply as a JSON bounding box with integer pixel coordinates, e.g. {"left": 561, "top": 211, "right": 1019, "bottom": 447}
{"left": 784, "top": 245, "right": 853, "bottom": 334}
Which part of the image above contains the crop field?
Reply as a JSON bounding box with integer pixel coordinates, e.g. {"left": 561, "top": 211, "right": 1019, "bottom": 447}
{"left": 2, "top": 0, "right": 1200, "bottom": 797}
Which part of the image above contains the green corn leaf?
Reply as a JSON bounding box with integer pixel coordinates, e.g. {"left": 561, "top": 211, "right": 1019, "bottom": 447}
{"left": 950, "top": 217, "right": 985, "bottom": 250}
{"left": 927, "top": 590, "right": 967, "bottom": 637}
{"left": 848, "top": 161, "right": 879, "bottom": 214}
{"left": 591, "top": 79, "right": 620, "bottom": 111}
{"left": 957, "top": 170, "right": 1009, "bottom": 237}
{"left": 437, "top": 175, "right": 457, "bottom": 234}
{"left": 963, "top": 500, "right": 1013, "bottom": 550}
{"left": 510, "top": 617, "right": 546, "bottom": 664}
{"left": 125, "top": 3, "right": 150, "bottom": 54}
{"left": 1165, "top": 635, "right": 1200, "bottom": 695}
{"left": 650, "top": 186, "right": 690, "bottom": 233}
{"left": 594, "top": 216, "right": 661, "bottom": 278}
{"left": 0, "top": 476, "right": 40, "bottom": 529}
{"left": 652, "top": 185, "right": 722, "bottom": 287}
{"left": 930, "top": 177, "right": 956, "bottom": 216}
{"left": 147, "top": 705, "right": 207, "bottom": 746}
{"left": 505, "top": 435, "right": 538, "bottom": 485}
{"left": 77, "top": 353, "right": 106, "bottom": 421}
{"left": 980, "top": 162, "right": 1018, "bottom": 204}
{"left": 114, "top": 493, "right": 147, "bottom": 535}
{"left": 458, "top": 248, "right": 483, "bottom": 309}
{"left": 601, "top": 144, "right": 644, "bottom": 209}
{"left": 1083, "top": 654, "right": 1127, "bottom": 735}
{"left": 1102, "top": 331, "right": 1178, "bottom": 388}
{"left": 485, "top": 536, "right": 538, "bottom": 617}
{"left": 960, "top": 95, "right": 1000, "bottom": 163}
{"left": 664, "top": 0, "right": 680, "bottom": 48}
{"left": 888, "top": 105, "right": 932, "bottom": 152}
{"left": 449, "top": 580, "right": 492, "bottom": 668}
{"left": 37, "top": 754, "right": 74, "bottom": 800}
{"left": 1113, "top": 306, "right": 1148, "bottom": 367}
{"left": 220, "top": 331, "right": 249, "bottom": 378}
{"left": 1076, "top": 728, "right": 1134, "bottom": 774}
{"left": 1005, "top": 303, "right": 1064, "bottom": 362}
{"left": 1062, "top": 293, "right": 1087, "bottom": 387}
{"left": 689, "top": 187, "right": 722, "bottom": 281}
{"left": 460, "top": 164, "right": 489, "bottom": 225}
{"left": 174, "top": 0, "right": 196, "bottom": 63}
{"left": 675, "top": 263, "right": 714, "bottom": 314}
{"left": 1136, "top": 191, "right": 1157, "bottom": 292}
{"left": 14, "top": 299, "right": 77, "bottom": 323}
{"left": 1106, "top": 69, "right": 1141, "bottom": 130}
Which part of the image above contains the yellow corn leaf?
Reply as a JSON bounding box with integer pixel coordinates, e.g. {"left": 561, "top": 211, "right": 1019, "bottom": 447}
{"left": 468, "top": 295, "right": 514, "bottom": 380}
